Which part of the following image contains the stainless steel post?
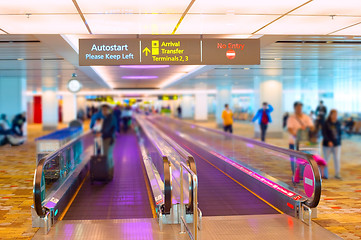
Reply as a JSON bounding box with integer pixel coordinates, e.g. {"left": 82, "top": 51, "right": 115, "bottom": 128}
{"left": 193, "top": 175, "right": 198, "bottom": 240}
{"left": 180, "top": 166, "right": 185, "bottom": 233}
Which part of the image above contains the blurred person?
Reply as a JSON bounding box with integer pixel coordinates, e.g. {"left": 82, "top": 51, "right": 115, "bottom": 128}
{"left": 287, "top": 102, "right": 314, "bottom": 178}
{"left": 315, "top": 100, "right": 327, "bottom": 130}
{"left": 90, "top": 109, "right": 104, "bottom": 129}
{"left": 222, "top": 104, "right": 233, "bottom": 133}
{"left": 0, "top": 114, "right": 12, "bottom": 135}
{"left": 345, "top": 117, "right": 355, "bottom": 136}
{"left": 77, "top": 108, "right": 85, "bottom": 121}
{"left": 252, "top": 102, "right": 273, "bottom": 142}
{"left": 122, "top": 105, "right": 132, "bottom": 132}
{"left": 322, "top": 109, "right": 342, "bottom": 179}
{"left": 283, "top": 112, "right": 289, "bottom": 129}
{"left": 177, "top": 105, "right": 182, "bottom": 118}
{"left": 100, "top": 104, "right": 117, "bottom": 180}
{"left": 92, "top": 117, "right": 103, "bottom": 155}
{"left": 11, "top": 112, "right": 26, "bottom": 136}
{"left": 113, "top": 105, "right": 122, "bottom": 133}
{"left": 309, "top": 110, "right": 316, "bottom": 122}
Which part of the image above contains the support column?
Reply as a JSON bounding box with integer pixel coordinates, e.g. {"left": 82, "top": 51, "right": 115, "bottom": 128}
{"left": 254, "top": 78, "right": 283, "bottom": 138}
{"left": 76, "top": 95, "right": 87, "bottom": 112}
{"left": 0, "top": 77, "right": 27, "bottom": 133}
{"left": 62, "top": 94, "right": 77, "bottom": 123}
{"left": 216, "top": 86, "right": 232, "bottom": 127}
{"left": 194, "top": 92, "right": 208, "bottom": 121}
{"left": 42, "top": 77, "right": 58, "bottom": 131}
{"left": 181, "top": 95, "right": 193, "bottom": 119}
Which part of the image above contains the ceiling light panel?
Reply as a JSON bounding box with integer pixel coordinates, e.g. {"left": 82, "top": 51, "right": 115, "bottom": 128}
{"left": 176, "top": 15, "right": 277, "bottom": 34}
{"left": 258, "top": 16, "right": 361, "bottom": 35}
{"left": 76, "top": 0, "right": 190, "bottom": 13}
{"left": 189, "top": 0, "right": 309, "bottom": 14}
{"left": 84, "top": 14, "right": 180, "bottom": 34}
{"left": 0, "top": 1, "right": 77, "bottom": 14}
{"left": 0, "top": 15, "right": 88, "bottom": 34}
{"left": 291, "top": 0, "right": 361, "bottom": 16}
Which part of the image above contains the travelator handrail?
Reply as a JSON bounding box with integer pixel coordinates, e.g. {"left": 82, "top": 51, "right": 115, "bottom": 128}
{"left": 147, "top": 118, "right": 197, "bottom": 213}
{"left": 179, "top": 161, "right": 199, "bottom": 240}
{"left": 135, "top": 116, "right": 172, "bottom": 214}
{"left": 33, "top": 130, "right": 92, "bottom": 218}
{"left": 160, "top": 116, "right": 321, "bottom": 208}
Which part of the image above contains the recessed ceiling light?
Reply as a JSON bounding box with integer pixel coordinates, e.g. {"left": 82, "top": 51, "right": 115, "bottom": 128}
{"left": 244, "top": 68, "right": 250, "bottom": 70}
{"left": 17, "top": 58, "right": 24, "bottom": 61}
{"left": 119, "top": 65, "right": 170, "bottom": 69}
{"left": 122, "top": 76, "right": 158, "bottom": 79}
{"left": 274, "top": 58, "right": 282, "bottom": 60}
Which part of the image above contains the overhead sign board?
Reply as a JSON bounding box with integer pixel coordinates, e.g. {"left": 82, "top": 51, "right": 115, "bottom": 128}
{"left": 141, "top": 39, "right": 201, "bottom": 65}
{"left": 79, "top": 38, "right": 260, "bottom": 66}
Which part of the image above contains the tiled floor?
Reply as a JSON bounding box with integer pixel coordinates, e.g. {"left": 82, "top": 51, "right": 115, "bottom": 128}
{"left": 0, "top": 124, "right": 55, "bottom": 239}
{"left": 191, "top": 120, "right": 361, "bottom": 240}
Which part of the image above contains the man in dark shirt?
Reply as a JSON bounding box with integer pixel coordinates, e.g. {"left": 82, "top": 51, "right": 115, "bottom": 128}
{"left": 100, "top": 105, "right": 117, "bottom": 179}
{"left": 315, "top": 100, "right": 327, "bottom": 130}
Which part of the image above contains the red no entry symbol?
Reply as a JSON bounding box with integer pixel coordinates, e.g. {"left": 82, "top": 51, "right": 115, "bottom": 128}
{"left": 226, "top": 49, "right": 236, "bottom": 59}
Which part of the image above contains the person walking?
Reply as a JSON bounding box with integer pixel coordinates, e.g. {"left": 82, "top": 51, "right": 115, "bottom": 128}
{"left": 252, "top": 102, "right": 273, "bottom": 142}
{"left": 177, "top": 105, "right": 182, "bottom": 118}
{"left": 287, "top": 102, "right": 314, "bottom": 180}
{"left": 113, "top": 104, "right": 122, "bottom": 133}
{"left": 100, "top": 104, "right": 117, "bottom": 180}
{"left": 122, "top": 105, "right": 133, "bottom": 132}
{"left": 322, "top": 109, "right": 342, "bottom": 179}
{"left": 222, "top": 104, "right": 233, "bottom": 133}
{"left": 315, "top": 100, "right": 327, "bottom": 130}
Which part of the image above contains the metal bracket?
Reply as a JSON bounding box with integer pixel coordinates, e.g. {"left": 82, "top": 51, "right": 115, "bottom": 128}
{"left": 300, "top": 203, "right": 312, "bottom": 226}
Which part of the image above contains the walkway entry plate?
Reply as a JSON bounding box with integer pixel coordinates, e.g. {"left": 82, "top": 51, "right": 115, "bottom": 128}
{"left": 79, "top": 37, "right": 260, "bottom": 66}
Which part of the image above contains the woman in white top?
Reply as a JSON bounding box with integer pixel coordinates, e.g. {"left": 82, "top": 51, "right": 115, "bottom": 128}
{"left": 287, "top": 102, "right": 315, "bottom": 179}
{"left": 287, "top": 102, "right": 315, "bottom": 150}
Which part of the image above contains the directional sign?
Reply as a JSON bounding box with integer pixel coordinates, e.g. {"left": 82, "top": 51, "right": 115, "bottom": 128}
{"left": 79, "top": 39, "right": 140, "bottom": 66}
{"left": 140, "top": 39, "right": 201, "bottom": 65}
{"left": 202, "top": 39, "right": 260, "bottom": 65}
{"left": 78, "top": 38, "right": 260, "bottom": 66}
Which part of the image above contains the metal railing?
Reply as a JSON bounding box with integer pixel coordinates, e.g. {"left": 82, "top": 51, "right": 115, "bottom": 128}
{"left": 148, "top": 121, "right": 198, "bottom": 212}
{"left": 154, "top": 116, "right": 322, "bottom": 209}
{"left": 135, "top": 116, "right": 172, "bottom": 214}
{"left": 179, "top": 161, "right": 200, "bottom": 240}
{"left": 33, "top": 131, "right": 92, "bottom": 218}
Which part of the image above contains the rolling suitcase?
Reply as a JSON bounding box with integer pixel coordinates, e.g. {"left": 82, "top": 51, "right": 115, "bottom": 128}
{"left": 90, "top": 137, "right": 113, "bottom": 184}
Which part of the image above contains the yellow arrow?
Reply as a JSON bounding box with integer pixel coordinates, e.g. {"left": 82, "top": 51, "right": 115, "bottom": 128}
{"left": 143, "top": 47, "right": 151, "bottom": 56}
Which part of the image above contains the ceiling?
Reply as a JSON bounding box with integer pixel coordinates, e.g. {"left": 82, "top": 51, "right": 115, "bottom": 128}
{"left": 0, "top": 34, "right": 106, "bottom": 91}
{"left": 0, "top": 0, "right": 361, "bottom": 35}
{"left": 1, "top": 1, "right": 361, "bottom": 94}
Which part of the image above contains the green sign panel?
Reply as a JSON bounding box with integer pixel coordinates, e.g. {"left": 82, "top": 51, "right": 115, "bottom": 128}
{"left": 79, "top": 38, "right": 260, "bottom": 66}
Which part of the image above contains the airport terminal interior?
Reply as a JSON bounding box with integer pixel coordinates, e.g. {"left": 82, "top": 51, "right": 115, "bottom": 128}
{"left": 1, "top": 1, "right": 361, "bottom": 239}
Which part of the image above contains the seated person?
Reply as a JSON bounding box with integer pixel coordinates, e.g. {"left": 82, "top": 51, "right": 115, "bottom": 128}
{"left": 0, "top": 114, "right": 12, "bottom": 135}
{"left": 12, "top": 112, "right": 26, "bottom": 136}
